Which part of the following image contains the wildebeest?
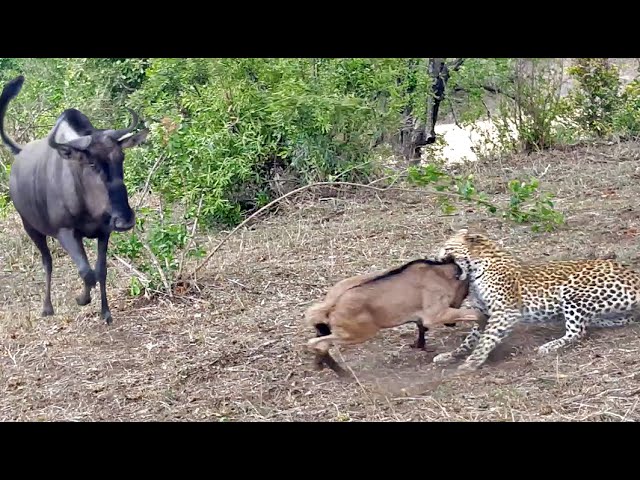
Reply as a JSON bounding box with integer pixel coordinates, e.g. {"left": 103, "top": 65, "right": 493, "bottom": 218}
{"left": 304, "top": 257, "right": 483, "bottom": 377}
{"left": 0, "top": 75, "right": 148, "bottom": 324}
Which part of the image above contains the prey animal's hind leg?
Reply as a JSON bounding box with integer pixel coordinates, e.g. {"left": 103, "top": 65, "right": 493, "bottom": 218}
{"left": 22, "top": 219, "right": 54, "bottom": 317}
{"left": 307, "top": 315, "right": 379, "bottom": 378}
{"left": 307, "top": 334, "right": 349, "bottom": 378}
{"left": 56, "top": 229, "right": 96, "bottom": 307}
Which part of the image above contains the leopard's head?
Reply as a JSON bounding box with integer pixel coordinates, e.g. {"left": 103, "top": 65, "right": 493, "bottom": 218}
{"left": 435, "top": 229, "right": 501, "bottom": 280}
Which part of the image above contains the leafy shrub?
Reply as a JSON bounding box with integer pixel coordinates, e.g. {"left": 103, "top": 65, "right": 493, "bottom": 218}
{"left": 613, "top": 79, "right": 640, "bottom": 137}
{"left": 125, "top": 58, "right": 415, "bottom": 227}
{"left": 407, "top": 163, "right": 565, "bottom": 232}
{"left": 564, "top": 58, "right": 621, "bottom": 138}
{"left": 111, "top": 205, "right": 206, "bottom": 296}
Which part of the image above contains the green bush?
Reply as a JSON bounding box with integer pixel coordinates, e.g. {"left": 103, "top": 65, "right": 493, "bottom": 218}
{"left": 10, "top": 57, "right": 640, "bottom": 296}
{"left": 564, "top": 58, "right": 621, "bottom": 138}
{"left": 125, "top": 58, "right": 416, "bottom": 227}
{"left": 613, "top": 79, "right": 640, "bottom": 137}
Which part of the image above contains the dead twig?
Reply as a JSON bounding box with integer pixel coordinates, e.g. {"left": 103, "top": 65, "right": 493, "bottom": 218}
{"left": 136, "top": 154, "right": 166, "bottom": 210}
{"left": 190, "top": 178, "right": 469, "bottom": 278}
{"left": 176, "top": 195, "right": 204, "bottom": 280}
{"left": 113, "top": 254, "right": 150, "bottom": 285}
{"left": 142, "top": 243, "right": 172, "bottom": 297}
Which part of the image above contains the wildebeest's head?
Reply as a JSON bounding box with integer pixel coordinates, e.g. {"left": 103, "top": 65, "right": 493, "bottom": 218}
{"left": 48, "top": 108, "right": 148, "bottom": 232}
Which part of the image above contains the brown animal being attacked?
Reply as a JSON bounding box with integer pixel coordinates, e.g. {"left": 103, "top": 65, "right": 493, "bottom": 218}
{"left": 304, "top": 257, "right": 483, "bottom": 377}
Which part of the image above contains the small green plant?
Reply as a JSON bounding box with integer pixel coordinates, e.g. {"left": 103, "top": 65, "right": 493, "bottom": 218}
{"left": 407, "top": 165, "right": 564, "bottom": 232}
{"left": 111, "top": 206, "right": 206, "bottom": 297}
{"left": 505, "top": 178, "right": 565, "bottom": 232}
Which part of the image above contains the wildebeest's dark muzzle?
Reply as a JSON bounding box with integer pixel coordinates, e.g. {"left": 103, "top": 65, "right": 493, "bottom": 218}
{"left": 108, "top": 181, "right": 135, "bottom": 232}
{"left": 111, "top": 211, "right": 135, "bottom": 232}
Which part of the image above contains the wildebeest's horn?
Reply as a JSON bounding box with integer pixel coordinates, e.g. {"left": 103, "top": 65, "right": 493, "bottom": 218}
{"left": 48, "top": 116, "right": 92, "bottom": 151}
{"left": 106, "top": 108, "right": 140, "bottom": 141}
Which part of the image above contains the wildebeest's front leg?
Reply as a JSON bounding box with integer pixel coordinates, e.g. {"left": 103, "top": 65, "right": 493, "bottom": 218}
{"left": 95, "top": 233, "right": 112, "bottom": 324}
{"left": 56, "top": 229, "right": 96, "bottom": 307}
{"left": 412, "top": 321, "right": 427, "bottom": 349}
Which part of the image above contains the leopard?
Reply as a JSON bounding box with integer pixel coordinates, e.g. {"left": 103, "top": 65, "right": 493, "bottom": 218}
{"left": 430, "top": 228, "right": 640, "bottom": 372}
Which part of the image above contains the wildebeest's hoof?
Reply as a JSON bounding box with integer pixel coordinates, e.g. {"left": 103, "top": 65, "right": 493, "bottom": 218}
{"left": 42, "top": 305, "right": 54, "bottom": 317}
{"left": 411, "top": 340, "right": 426, "bottom": 350}
{"left": 103, "top": 311, "right": 113, "bottom": 325}
{"left": 75, "top": 293, "right": 91, "bottom": 306}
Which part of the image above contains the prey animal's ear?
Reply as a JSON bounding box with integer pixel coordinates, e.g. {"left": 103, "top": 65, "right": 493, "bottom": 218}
{"left": 118, "top": 129, "right": 148, "bottom": 149}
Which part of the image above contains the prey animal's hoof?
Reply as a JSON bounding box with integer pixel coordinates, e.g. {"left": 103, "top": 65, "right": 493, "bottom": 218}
{"left": 411, "top": 340, "right": 426, "bottom": 350}
{"left": 103, "top": 311, "right": 113, "bottom": 325}
{"left": 42, "top": 305, "right": 54, "bottom": 317}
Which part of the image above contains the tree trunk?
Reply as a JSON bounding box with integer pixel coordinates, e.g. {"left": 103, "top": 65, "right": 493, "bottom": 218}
{"left": 424, "top": 58, "right": 449, "bottom": 146}
{"left": 385, "top": 58, "right": 464, "bottom": 164}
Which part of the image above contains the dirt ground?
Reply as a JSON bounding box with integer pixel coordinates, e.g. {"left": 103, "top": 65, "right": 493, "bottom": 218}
{"left": 2, "top": 140, "right": 640, "bottom": 421}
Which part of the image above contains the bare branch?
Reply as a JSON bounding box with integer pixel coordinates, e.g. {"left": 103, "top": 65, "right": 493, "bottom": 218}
{"left": 176, "top": 195, "right": 204, "bottom": 280}
{"left": 136, "top": 154, "right": 166, "bottom": 210}
{"left": 450, "top": 58, "right": 465, "bottom": 71}
{"left": 454, "top": 84, "right": 516, "bottom": 101}
{"left": 190, "top": 177, "right": 485, "bottom": 278}
{"left": 142, "top": 242, "right": 172, "bottom": 297}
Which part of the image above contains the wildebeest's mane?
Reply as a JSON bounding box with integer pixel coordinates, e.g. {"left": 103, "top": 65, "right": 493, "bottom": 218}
{"left": 357, "top": 257, "right": 458, "bottom": 288}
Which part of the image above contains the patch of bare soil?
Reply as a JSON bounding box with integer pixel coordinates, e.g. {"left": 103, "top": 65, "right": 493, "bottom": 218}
{"left": 2, "top": 141, "right": 640, "bottom": 421}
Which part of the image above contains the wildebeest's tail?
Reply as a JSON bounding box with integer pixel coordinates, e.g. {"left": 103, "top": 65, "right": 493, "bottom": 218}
{"left": 304, "top": 302, "right": 333, "bottom": 337}
{"left": 0, "top": 75, "right": 25, "bottom": 155}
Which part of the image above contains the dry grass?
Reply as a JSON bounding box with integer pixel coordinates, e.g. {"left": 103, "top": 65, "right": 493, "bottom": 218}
{"left": 2, "top": 140, "right": 640, "bottom": 421}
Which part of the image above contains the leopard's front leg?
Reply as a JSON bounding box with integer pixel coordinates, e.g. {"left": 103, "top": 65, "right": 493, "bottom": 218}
{"left": 432, "top": 297, "right": 488, "bottom": 365}
{"left": 432, "top": 324, "right": 484, "bottom": 365}
{"left": 457, "top": 309, "right": 521, "bottom": 371}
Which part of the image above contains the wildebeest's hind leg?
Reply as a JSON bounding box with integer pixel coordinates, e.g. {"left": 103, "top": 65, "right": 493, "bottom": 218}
{"left": 56, "top": 229, "right": 96, "bottom": 307}
{"left": 307, "top": 333, "right": 349, "bottom": 378}
{"left": 21, "top": 219, "right": 54, "bottom": 316}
